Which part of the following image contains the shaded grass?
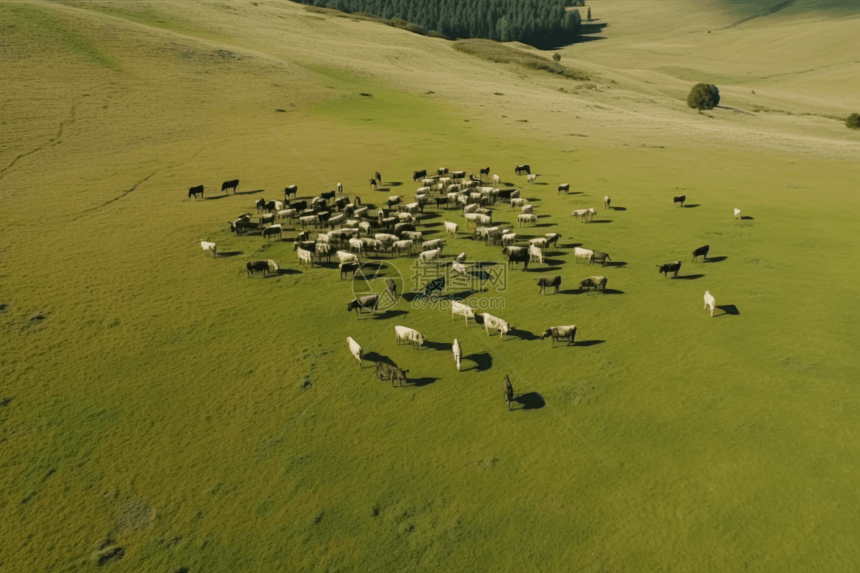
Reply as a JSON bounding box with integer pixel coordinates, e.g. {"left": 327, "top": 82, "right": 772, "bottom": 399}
{"left": 453, "top": 39, "right": 590, "bottom": 81}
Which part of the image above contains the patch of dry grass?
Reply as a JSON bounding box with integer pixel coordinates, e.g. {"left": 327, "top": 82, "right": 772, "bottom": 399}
{"left": 453, "top": 39, "right": 590, "bottom": 80}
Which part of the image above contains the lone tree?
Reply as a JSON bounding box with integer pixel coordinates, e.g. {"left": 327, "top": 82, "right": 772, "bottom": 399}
{"left": 687, "top": 83, "right": 721, "bottom": 111}
{"left": 587, "top": 6, "right": 592, "bottom": 21}
{"left": 847, "top": 113, "right": 860, "bottom": 130}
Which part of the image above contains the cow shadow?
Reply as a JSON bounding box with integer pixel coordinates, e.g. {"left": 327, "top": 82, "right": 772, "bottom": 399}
{"left": 575, "top": 339, "right": 605, "bottom": 347}
{"left": 513, "top": 392, "right": 545, "bottom": 410}
{"left": 387, "top": 181, "right": 403, "bottom": 187}
{"left": 684, "top": 204, "right": 701, "bottom": 208}
{"left": 537, "top": 214, "right": 552, "bottom": 219}
{"left": 587, "top": 220, "right": 613, "bottom": 224}
{"left": 364, "top": 352, "right": 394, "bottom": 366}
{"left": 274, "top": 269, "right": 302, "bottom": 276}
{"left": 542, "top": 258, "right": 566, "bottom": 266}
{"left": 604, "top": 261, "right": 627, "bottom": 268}
{"left": 374, "top": 309, "right": 408, "bottom": 320}
{"left": 235, "top": 189, "right": 265, "bottom": 196}
{"left": 673, "top": 274, "right": 704, "bottom": 280}
{"left": 408, "top": 377, "right": 438, "bottom": 387}
{"left": 203, "top": 195, "right": 230, "bottom": 201}
{"left": 705, "top": 256, "right": 728, "bottom": 263}
{"left": 216, "top": 251, "right": 243, "bottom": 258}
{"left": 716, "top": 305, "right": 740, "bottom": 316}
{"left": 508, "top": 328, "right": 539, "bottom": 341}
{"left": 741, "top": 216, "right": 754, "bottom": 220}
{"left": 611, "top": 206, "right": 627, "bottom": 211}
{"left": 424, "top": 222, "right": 443, "bottom": 227}
{"left": 525, "top": 266, "right": 562, "bottom": 273}
{"left": 421, "top": 212, "right": 441, "bottom": 220}
{"left": 424, "top": 340, "right": 453, "bottom": 351}
{"left": 545, "top": 251, "right": 567, "bottom": 257}
{"left": 561, "top": 243, "right": 583, "bottom": 249}
{"left": 423, "top": 230, "right": 441, "bottom": 236}
{"left": 534, "top": 223, "right": 556, "bottom": 228}
{"left": 462, "top": 352, "right": 492, "bottom": 371}
{"left": 535, "top": 182, "right": 548, "bottom": 186}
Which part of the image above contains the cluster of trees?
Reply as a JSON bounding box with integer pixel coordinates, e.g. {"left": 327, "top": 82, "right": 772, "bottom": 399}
{"left": 299, "top": 0, "right": 582, "bottom": 48}
{"left": 687, "top": 83, "right": 721, "bottom": 110}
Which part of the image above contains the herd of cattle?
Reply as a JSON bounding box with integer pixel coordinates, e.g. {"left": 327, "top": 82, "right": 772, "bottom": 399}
{"left": 193, "top": 164, "right": 743, "bottom": 409}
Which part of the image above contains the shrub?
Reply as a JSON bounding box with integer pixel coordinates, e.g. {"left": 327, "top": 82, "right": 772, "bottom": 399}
{"left": 552, "top": 53, "right": 561, "bottom": 62}
{"left": 687, "top": 83, "right": 721, "bottom": 110}
{"left": 847, "top": 113, "right": 860, "bottom": 130}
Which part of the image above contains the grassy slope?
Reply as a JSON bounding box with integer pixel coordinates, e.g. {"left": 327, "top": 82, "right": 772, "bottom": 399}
{"left": 2, "top": 1, "right": 860, "bottom": 572}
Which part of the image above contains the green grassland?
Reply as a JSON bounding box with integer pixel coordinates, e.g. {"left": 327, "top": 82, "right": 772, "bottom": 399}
{"left": 2, "top": 1, "right": 860, "bottom": 571}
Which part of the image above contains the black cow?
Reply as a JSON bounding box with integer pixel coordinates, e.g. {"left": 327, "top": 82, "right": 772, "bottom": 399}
{"left": 515, "top": 164, "right": 531, "bottom": 175}
{"left": 294, "top": 240, "right": 316, "bottom": 253}
{"left": 377, "top": 361, "right": 409, "bottom": 387}
{"left": 673, "top": 195, "right": 686, "bottom": 207}
{"left": 334, "top": 197, "right": 349, "bottom": 211}
{"left": 284, "top": 185, "right": 298, "bottom": 200}
{"left": 221, "top": 179, "right": 239, "bottom": 194}
{"left": 424, "top": 276, "right": 445, "bottom": 297}
{"left": 347, "top": 294, "right": 379, "bottom": 316}
{"left": 354, "top": 196, "right": 362, "bottom": 206}
{"left": 340, "top": 262, "right": 359, "bottom": 280}
{"left": 558, "top": 183, "right": 570, "bottom": 195}
{"left": 296, "top": 231, "right": 310, "bottom": 242}
{"left": 590, "top": 251, "right": 612, "bottom": 266}
{"left": 435, "top": 197, "right": 448, "bottom": 209}
{"left": 497, "top": 189, "right": 518, "bottom": 201}
{"left": 657, "top": 261, "right": 682, "bottom": 277}
{"left": 375, "top": 171, "right": 382, "bottom": 183}
{"left": 413, "top": 169, "right": 427, "bottom": 181}
{"left": 264, "top": 200, "right": 277, "bottom": 213}
{"left": 507, "top": 250, "right": 530, "bottom": 270}
{"left": 370, "top": 179, "right": 378, "bottom": 189}
{"left": 503, "top": 375, "right": 515, "bottom": 410}
{"left": 469, "top": 174, "right": 482, "bottom": 183}
{"left": 290, "top": 200, "right": 307, "bottom": 212}
{"left": 246, "top": 260, "right": 274, "bottom": 277}
{"left": 188, "top": 185, "right": 204, "bottom": 199}
{"left": 256, "top": 198, "right": 267, "bottom": 213}
{"left": 387, "top": 197, "right": 401, "bottom": 209}
{"left": 480, "top": 167, "right": 490, "bottom": 177}
{"left": 321, "top": 190, "right": 336, "bottom": 200}
{"left": 537, "top": 276, "right": 562, "bottom": 295}
{"left": 452, "top": 170, "right": 466, "bottom": 180}
{"left": 261, "top": 226, "right": 282, "bottom": 241}
{"left": 438, "top": 167, "right": 448, "bottom": 176}
{"left": 692, "top": 245, "right": 710, "bottom": 262}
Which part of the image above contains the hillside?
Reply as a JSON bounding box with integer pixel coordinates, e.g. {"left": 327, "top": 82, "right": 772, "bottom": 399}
{"left": 2, "top": 1, "right": 860, "bottom": 572}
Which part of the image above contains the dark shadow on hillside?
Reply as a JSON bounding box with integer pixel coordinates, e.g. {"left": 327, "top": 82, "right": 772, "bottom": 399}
{"left": 673, "top": 274, "right": 704, "bottom": 280}
{"left": 705, "top": 256, "right": 728, "bottom": 263}
{"left": 716, "top": 304, "right": 740, "bottom": 316}
{"left": 216, "top": 251, "right": 242, "bottom": 258}
{"left": 575, "top": 339, "right": 605, "bottom": 347}
{"left": 513, "top": 392, "right": 545, "bottom": 410}
{"left": 236, "top": 189, "right": 265, "bottom": 196}
{"left": 463, "top": 352, "right": 492, "bottom": 371}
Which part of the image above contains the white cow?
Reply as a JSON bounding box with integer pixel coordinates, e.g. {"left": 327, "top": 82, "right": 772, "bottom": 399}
{"left": 419, "top": 248, "right": 441, "bottom": 264}
{"left": 337, "top": 182, "right": 343, "bottom": 196}
{"left": 704, "top": 291, "right": 716, "bottom": 317}
{"left": 353, "top": 206, "right": 369, "bottom": 219}
{"left": 586, "top": 208, "right": 598, "bottom": 220}
{"left": 511, "top": 197, "right": 526, "bottom": 208}
{"left": 349, "top": 238, "right": 363, "bottom": 254}
{"left": 529, "top": 238, "right": 548, "bottom": 248}
{"left": 392, "top": 239, "right": 413, "bottom": 256}
{"left": 416, "top": 186, "right": 431, "bottom": 194}
{"left": 422, "top": 178, "right": 434, "bottom": 186}
{"left": 455, "top": 252, "right": 467, "bottom": 263}
{"left": 521, "top": 204, "right": 534, "bottom": 214}
{"left": 402, "top": 231, "right": 423, "bottom": 242}
{"left": 452, "top": 261, "right": 468, "bottom": 276}
{"left": 604, "top": 195, "right": 611, "bottom": 209}
{"left": 574, "top": 247, "right": 594, "bottom": 263}
{"left": 482, "top": 313, "right": 513, "bottom": 340}
{"left": 453, "top": 339, "right": 462, "bottom": 371}
{"left": 501, "top": 232, "right": 517, "bottom": 246}
{"left": 734, "top": 208, "right": 742, "bottom": 220}
{"left": 277, "top": 208, "right": 296, "bottom": 221}
{"left": 200, "top": 241, "right": 217, "bottom": 257}
{"left": 445, "top": 221, "right": 459, "bottom": 237}
{"left": 337, "top": 250, "right": 359, "bottom": 265}
{"left": 571, "top": 209, "right": 589, "bottom": 221}
{"left": 492, "top": 174, "right": 500, "bottom": 185}
{"left": 375, "top": 233, "right": 399, "bottom": 245}
{"left": 315, "top": 242, "right": 331, "bottom": 260}
{"left": 422, "top": 239, "right": 446, "bottom": 252}
{"left": 518, "top": 213, "right": 537, "bottom": 226}
{"left": 475, "top": 214, "right": 492, "bottom": 225}
{"left": 300, "top": 214, "right": 319, "bottom": 228}
{"left": 529, "top": 244, "right": 544, "bottom": 263}
{"left": 297, "top": 248, "right": 314, "bottom": 267}
{"left": 463, "top": 203, "right": 480, "bottom": 214}
{"left": 527, "top": 173, "right": 537, "bottom": 184}
{"left": 395, "top": 325, "right": 426, "bottom": 349}
{"left": 346, "top": 336, "right": 362, "bottom": 365}
{"left": 328, "top": 213, "right": 345, "bottom": 228}
{"left": 451, "top": 300, "right": 475, "bottom": 325}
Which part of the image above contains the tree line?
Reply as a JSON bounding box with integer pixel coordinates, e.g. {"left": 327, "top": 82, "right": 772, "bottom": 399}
{"left": 299, "top": 0, "right": 582, "bottom": 48}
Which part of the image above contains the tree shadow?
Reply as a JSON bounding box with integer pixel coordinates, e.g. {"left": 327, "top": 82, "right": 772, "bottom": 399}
{"left": 716, "top": 304, "right": 740, "bottom": 316}
{"left": 741, "top": 216, "right": 754, "bottom": 220}
{"left": 463, "top": 352, "right": 492, "bottom": 371}
{"left": 424, "top": 340, "right": 453, "bottom": 351}
{"left": 374, "top": 309, "right": 409, "bottom": 320}
{"left": 235, "top": 189, "right": 265, "bottom": 195}
{"left": 509, "top": 328, "right": 539, "bottom": 341}
{"left": 705, "top": 256, "right": 728, "bottom": 263}
{"left": 216, "top": 251, "right": 243, "bottom": 258}
{"left": 684, "top": 204, "right": 701, "bottom": 208}
{"left": 513, "top": 392, "right": 545, "bottom": 410}
{"left": 673, "top": 274, "right": 704, "bottom": 280}
{"left": 575, "top": 340, "right": 606, "bottom": 347}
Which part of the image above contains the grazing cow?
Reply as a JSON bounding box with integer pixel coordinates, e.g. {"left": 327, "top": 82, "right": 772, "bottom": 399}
{"left": 503, "top": 375, "right": 515, "bottom": 410}
{"left": 290, "top": 200, "right": 307, "bottom": 211}
{"left": 261, "top": 224, "right": 282, "bottom": 241}
{"left": 395, "top": 325, "right": 426, "bottom": 349}
{"left": 347, "top": 294, "right": 379, "bottom": 316}
{"left": 422, "top": 239, "right": 446, "bottom": 252}
{"left": 537, "top": 276, "right": 561, "bottom": 295}
{"left": 692, "top": 245, "right": 710, "bottom": 262}
{"left": 480, "top": 167, "right": 490, "bottom": 177}
{"left": 188, "top": 185, "right": 204, "bottom": 199}
{"left": 297, "top": 248, "right": 314, "bottom": 267}
{"left": 337, "top": 251, "right": 360, "bottom": 266}
{"left": 704, "top": 290, "right": 716, "bottom": 317}
{"left": 493, "top": 174, "right": 501, "bottom": 186}
{"left": 294, "top": 241, "right": 317, "bottom": 254}
{"left": 438, "top": 167, "right": 449, "bottom": 176}
{"left": 571, "top": 208, "right": 590, "bottom": 221}
{"left": 501, "top": 232, "right": 517, "bottom": 247}
{"left": 452, "top": 170, "right": 466, "bottom": 180}
{"left": 590, "top": 250, "right": 611, "bottom": 266}
{"left": 558, "top": 183, "right": 570, "bottom": 195}
{"left": 321, "top": 190, "right": 336, "bottom": 201}
{"left": 482, "top": 313, "right": 513, "bottom": 340}
{"left": 221, "top": 179, "right": 239, "bottom": 194}
{"left": 575, "top": 250, "right": 595, "bottom": 268}
{"left": 579, "top": 276, "right": 607, "bottom": 292}
{"left": 377, "top": 361, "right": 409, "bottom": 387}
{"left": 392, "top": 240, "right": 413, "bottom": 256}
{"left": 674, "top": 195, "right": 686, "bottom": 207}
{"left": 657, "top": 261, "right": 682, "bottom": 278}
{"left": 339, "top": 262, "right": 359, "bottom": 280}
{"left": 541, "top": 325, "right": 577, "bottom": 346}
{"left": 527, "top": 173, "right": 537, "bottom": 184}
{"left": 346, "top": 337, "right": 363, "bottom": 365}
{"left": 604, "top": 196, "right": 611, "bottom": 209}
{"left": 413, "top": 169, "right": 427, "bottom": 181}
{"left": 451, "top": 300, "right": 475, "bottom": 325}
{"left": 515, "top": 164, "right": 531, "bottom": 175}
{"left": 370, "top": 179, "right": 378, "bottom": 189}
{"left": 200, "top": 241, "right": 217, "bottom": 257}
{"left": 517, "top": 214, "right": 537, "bottom": 227}
{"left": 544, "top": 233, "right": 561, "bottom": 248}
{"left": 256, "top": 198, "right": 267, "bottom": 213}
{"left": 528, "top": 244, "right": 544, "bottom": 264}
{"left": 285, "top": 185, "right": 298, "bottom": 200}
{"left": 453, "top": 339, "right": 462, "bottom": 371}
{"left": 424, "top": 276, "right": 445, "bottom": 297}
{"left": 246, "top": 259, "right": 278, "bottom": 277}
{"left": 521, "top": 204, "right": 534, "bottom": 215}
{"left": 419, "top": 248, "right": 441, "bottom": 265}
{"left": 734, "top": 208, "right": 742, "bottom": 220}
{"left": 260, "top": 213, "right": 276, "bottom": 226}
